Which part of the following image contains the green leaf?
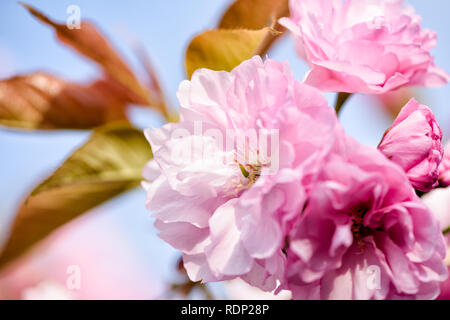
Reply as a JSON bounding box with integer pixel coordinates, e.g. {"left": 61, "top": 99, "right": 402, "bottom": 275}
{"left": 0, "top": 122, "right": 152, "bottom": 269}
{"left": 185, "top": 28, "right": 275, "bottom": 79}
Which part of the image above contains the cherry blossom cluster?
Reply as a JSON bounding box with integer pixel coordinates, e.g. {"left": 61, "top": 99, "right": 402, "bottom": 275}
{"left": 143, "top": 0, "right": 450, "bottom": 299}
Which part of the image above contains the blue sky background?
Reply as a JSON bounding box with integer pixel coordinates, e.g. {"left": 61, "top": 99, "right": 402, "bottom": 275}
{"left": 0, "top": 0, "right": 449, "bottom": 297}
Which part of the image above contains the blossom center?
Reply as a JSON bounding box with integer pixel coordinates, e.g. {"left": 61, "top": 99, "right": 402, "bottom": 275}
{"left": 227, "top": 138, "right": 274, "bottom": 196}
{"left": 239, "top": 162, "right": 262, "bottom": 185}
{"left": 350, "top": 206, "right": 373, "bottom": 250}
{"left": 227, "top": 158, "right": 266, "bottom": 197}
{"left": 233, "top": 161, "right": 263, "bottom": 192}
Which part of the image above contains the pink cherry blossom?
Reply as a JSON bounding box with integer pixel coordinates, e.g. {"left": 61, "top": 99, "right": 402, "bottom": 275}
{"left": 378, "top": 98, "right": 443, "bottom": 192}
{"left": 286, "top": 135, "right": 448, "bottom": 300}
{"left": 439, "top": 142, "right": 450, "bottom": 187}
{"left": 279, "top": 0, "right": 449, "bottom": 94}
{"left": 143, "top": 56, "right": 340, "bottom": 290}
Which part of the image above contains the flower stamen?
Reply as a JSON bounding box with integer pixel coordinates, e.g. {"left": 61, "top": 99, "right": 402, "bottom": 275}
{"left": 350, "top": 206, "right": 373, "bottom": 251}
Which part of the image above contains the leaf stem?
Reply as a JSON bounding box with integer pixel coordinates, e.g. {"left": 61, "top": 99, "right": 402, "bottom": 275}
{"left": 334, "top": 92, "right": 352, "bottom": 115}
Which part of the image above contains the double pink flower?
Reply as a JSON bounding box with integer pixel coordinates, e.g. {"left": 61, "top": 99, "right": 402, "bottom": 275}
{"left": 287, "top": 135, "right": 447, "bottom": 299}
{"left": 280, "top": 0, "right": 449, "bottom": 93}
{"left": 143, "top": 57, "right": 448, "bottom": 299}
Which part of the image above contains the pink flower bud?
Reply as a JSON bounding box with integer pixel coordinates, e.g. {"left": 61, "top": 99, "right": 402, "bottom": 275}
{"left": 378, "top": 98, "right": 443, "bottom": 192}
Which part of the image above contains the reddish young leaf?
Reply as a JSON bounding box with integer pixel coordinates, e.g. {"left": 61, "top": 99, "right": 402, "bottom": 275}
{"left": 0, "top": 73, "right": 130, "bottom": 130}
{"left": 21, "top": 3, "right": 157, "bottom": 108}
{"left": 133, "top": 44, "right": 174, "bottom": 120}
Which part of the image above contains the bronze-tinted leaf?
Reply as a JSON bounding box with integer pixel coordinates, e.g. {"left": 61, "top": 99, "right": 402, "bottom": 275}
{"left": 219, "top": 0, "right": 289, "bottom": 53}
{"left": 0, "top": 122, "right": 152, "bottom": 269}
{"left": 185, "top": 28, "right": 275, "bottom": 79}
{"left": 219, "top": 0, "right": 289, "bottom": 30}
{"left": 21, "top": 3, "right": 153, "bottom": 106}
{"left": 0, "top": 73, "right": 130, "bottom": 129}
